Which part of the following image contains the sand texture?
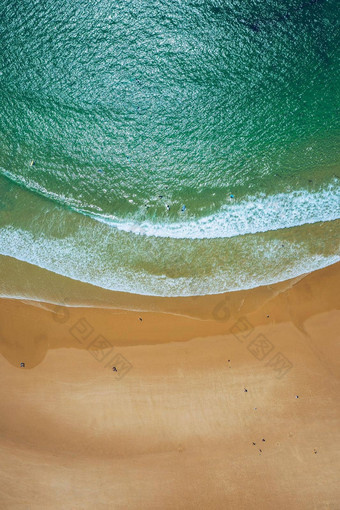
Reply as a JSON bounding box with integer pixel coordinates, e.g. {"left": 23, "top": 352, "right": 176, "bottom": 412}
{"left": 0, "top": 263, "right": 339, "bottom": 509}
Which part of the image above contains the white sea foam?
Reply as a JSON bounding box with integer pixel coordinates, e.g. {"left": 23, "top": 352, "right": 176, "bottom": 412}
{"left": 0, "top": 226, "right": 339, "bottom": 297}
{"left": 2, "top": 169, "right": 340, "bottom": 239}
{"left": 1, "top": 170, "right": 339, "bottom": 296}
{"left": 89, "top": 183, "right": 340, "bottom": 239}
{"left": 2, "top": 168, "right": 339, "bottom": 239}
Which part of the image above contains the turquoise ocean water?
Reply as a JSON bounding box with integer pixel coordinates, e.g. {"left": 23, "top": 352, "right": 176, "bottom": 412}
{"left": 0, "top": 0, "right": 339, "bottom": 298}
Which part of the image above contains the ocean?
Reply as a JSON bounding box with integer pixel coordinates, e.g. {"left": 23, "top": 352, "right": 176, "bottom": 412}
{"left": 0, "top": 0, "right": 339, "bottom": 299}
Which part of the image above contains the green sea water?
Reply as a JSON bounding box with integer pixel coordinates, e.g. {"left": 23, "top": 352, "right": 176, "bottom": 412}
{"left": 0, "top": 0, "right": 339, "bottom": 298}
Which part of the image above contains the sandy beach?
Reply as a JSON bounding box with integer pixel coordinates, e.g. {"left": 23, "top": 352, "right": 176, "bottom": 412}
{"left": 0, "top": 262, "right": 339, "bottom": 509}
{"left": 1, "top": 1, "right": 339, "bottom": 507}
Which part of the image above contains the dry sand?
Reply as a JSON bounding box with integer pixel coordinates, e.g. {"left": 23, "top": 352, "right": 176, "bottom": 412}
{"left": 0, "top": 263, "right": 339, "bottom": 509}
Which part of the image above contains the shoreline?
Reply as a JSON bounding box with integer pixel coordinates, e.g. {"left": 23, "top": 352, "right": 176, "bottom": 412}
{"left": 1, "top": 262, "right": 339, "bottom": 367}
{"left": 1, "top": 215, "right": 339, "bottom": 299}
{"left": 0, "top": 252, "right": 339, "bottom": 314}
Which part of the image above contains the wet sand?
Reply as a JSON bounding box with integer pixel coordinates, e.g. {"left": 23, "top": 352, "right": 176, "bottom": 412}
{"left": 0, "top": 263, "right": 339, "bottom": 509}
